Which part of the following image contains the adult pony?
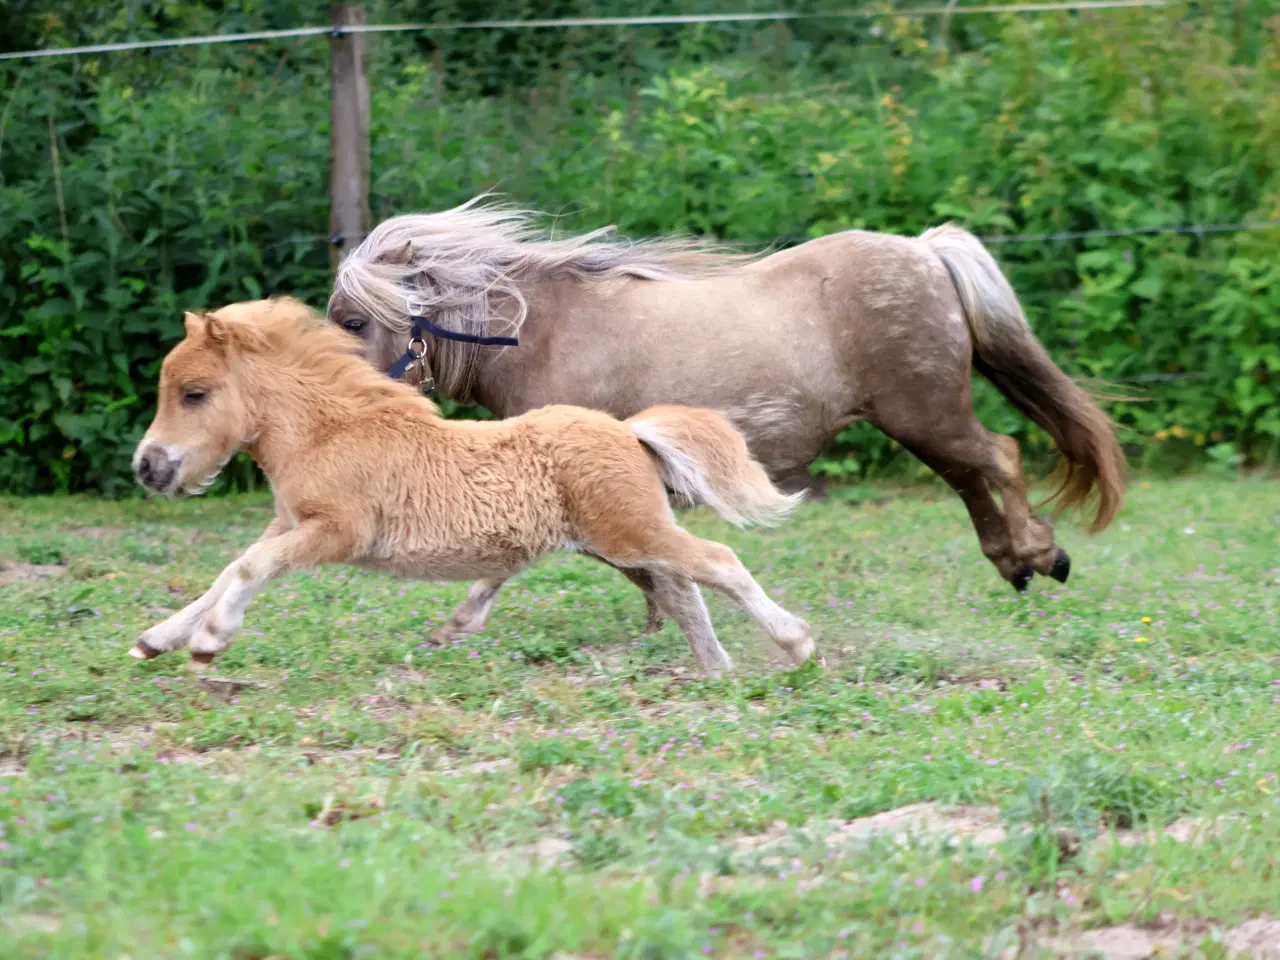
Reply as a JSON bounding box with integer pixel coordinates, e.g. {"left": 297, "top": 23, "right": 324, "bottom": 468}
{"left": 326, "top": 197, "right": 1125, "bottom": 637}
{"left": 129, "top": 297, "right": 814, "bottom": 674}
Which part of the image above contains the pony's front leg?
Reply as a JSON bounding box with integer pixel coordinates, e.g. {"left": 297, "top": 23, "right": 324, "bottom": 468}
{"left": 131, "top": 517, "right": 291, "bottom": 660}
{"left": 185, "top": 520, "right": 358, "bottom": 670}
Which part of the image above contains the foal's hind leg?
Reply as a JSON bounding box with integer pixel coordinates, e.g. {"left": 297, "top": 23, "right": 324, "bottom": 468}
{"left": 984, "top": 434, "right": 1070, "bottom": 582}
{"left": 619, "top": 566, "right": 666, "bottom": 633}
{"left": 615, "top": 531, "right": 815, "bottom": 666}
{"left": 433, "top": 577, "right": 509, "bottom": 643}
{"left": 646, "top": 572, "right": 733, "bottom": 673}
{"left": 435, "top": 565, "right": 664, "bottom": 643}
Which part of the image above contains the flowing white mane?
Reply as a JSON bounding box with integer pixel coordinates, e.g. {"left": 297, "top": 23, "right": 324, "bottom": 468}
{"left": 328, "top": 194, "right": 758, "bottom": 398}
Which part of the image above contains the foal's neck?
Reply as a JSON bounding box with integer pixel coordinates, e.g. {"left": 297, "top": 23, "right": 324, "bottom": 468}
{"left": 240, "top": 353, "right": 391, "bottom": 480}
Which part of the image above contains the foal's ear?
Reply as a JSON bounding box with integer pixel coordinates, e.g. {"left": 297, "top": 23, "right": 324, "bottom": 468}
{"left": 183, "top": 310, "right": 228, "bottom": 345}
{"left": 205, "top": 314, "right": 228, "bottom": 342}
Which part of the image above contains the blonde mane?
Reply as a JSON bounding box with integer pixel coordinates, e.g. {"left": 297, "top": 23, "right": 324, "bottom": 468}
{"left": 328, "top": 194, "right": 761, "bottom": 398}
{"left": 218, "top": 296, "right": 437, "bottom": 413}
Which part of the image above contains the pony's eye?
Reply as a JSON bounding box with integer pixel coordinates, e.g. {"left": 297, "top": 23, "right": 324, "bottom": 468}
{"left": 183, "top": 388, "right": 208, "bottom": 406}
{"left": 342, "top": 317, "right": 366, "bottom": 335}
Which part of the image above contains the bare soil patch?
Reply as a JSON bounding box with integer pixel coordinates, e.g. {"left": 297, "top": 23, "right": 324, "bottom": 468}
{"left": 734, "top": 801, "right": 1007, "bottom": 855}
{"left": 0, "top": 562, "right": 67, "bottom": 583}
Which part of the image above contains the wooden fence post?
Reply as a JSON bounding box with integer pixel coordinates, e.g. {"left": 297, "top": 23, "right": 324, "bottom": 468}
{"left": 329, "top": 2, "right": 371, "bottom": 269}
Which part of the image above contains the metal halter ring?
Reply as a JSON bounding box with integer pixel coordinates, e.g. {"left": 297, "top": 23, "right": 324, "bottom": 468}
{"left": 406, "top": 337, "right": 435, "bottom": 394}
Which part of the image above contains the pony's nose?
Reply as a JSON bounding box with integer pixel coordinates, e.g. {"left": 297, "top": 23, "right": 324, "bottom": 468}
{"left": 134, "top": 446, "right": 177, "bottom": 492}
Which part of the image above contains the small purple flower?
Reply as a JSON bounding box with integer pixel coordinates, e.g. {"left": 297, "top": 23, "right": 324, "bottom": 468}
{"left": 971, "top": 876, "right": 984, "bottom": 893}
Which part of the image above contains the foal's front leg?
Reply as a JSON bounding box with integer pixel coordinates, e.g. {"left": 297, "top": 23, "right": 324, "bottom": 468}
{"left": 184, "top": 521, "right": 358, "bottom": 669}
{"left": 131, "top": 520, "right": 354, "bottom": 668}
{"left": 131, "top": 516, "right": 291, "bottom": 659}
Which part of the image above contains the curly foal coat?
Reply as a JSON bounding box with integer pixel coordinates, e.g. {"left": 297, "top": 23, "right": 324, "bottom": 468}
{"left": 130, "top": 298, "right": 815, "bottom": 672}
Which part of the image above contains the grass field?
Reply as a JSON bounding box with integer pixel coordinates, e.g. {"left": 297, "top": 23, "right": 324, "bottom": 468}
{"left": 1, "top": 476, "right": 1279, "bottom": 958}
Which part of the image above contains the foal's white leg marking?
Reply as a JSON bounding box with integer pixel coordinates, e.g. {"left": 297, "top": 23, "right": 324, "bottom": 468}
{"left": 134, "top": 566, "right": 241, "bottom": 655}
{"left": 187, "top": 542, "right": 281, "bottom": 660}
{"left": 647, "top": 572, "right": 733, "bottom": 674}
{"left": 132, "top": 518, "right": 290, "bottom": 658}
{"left": 704, "top": 557, "right": 815, "bottom": 665}
{"left": 183, "top": 521, "right": 344, "bottom": 666}
{"left": 435, "top": 577, "right": 508, "bottom": 642}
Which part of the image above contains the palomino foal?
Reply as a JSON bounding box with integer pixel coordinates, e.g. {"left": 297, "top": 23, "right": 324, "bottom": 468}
{"left": 129, "top": 297, "right": 815, "bottom": 673}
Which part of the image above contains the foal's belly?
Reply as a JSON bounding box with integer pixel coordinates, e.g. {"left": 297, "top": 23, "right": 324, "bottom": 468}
{"left": 356, "top": 514, "right": 570, "bottom": 583}
{"left": 355, "top": 551, "right": 539, "bottom": 583}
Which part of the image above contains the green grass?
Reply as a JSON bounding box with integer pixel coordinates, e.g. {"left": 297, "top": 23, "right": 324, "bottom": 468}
{"left": 1, "top": 476, "right": 1279, "bottom": 958}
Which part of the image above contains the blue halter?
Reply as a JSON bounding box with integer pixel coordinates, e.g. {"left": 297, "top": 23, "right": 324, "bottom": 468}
{"left": 386, "top": 315, "right": 518, "bottom": 391}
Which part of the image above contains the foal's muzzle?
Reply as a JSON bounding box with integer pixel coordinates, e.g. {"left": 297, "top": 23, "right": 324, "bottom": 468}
{"left": 134, "top": 445, "right": 180, "bottom": 493}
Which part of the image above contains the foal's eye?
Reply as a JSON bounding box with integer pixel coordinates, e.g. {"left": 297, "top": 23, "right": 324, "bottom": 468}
{"left": 182, "top": 388, "right": 208, "bottom": 406}
{"left": 342, "top": 317, "right": 366, "bottom": 335}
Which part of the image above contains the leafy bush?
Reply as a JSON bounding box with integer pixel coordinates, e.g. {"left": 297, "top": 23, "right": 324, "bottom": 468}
{"left": 1, "top": 3, "right": 1277, "bottom": 494}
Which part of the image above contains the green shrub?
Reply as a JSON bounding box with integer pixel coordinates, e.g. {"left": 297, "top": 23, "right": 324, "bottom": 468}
{"left": 1, "top": 3, "right": 1276, "bottom": 494}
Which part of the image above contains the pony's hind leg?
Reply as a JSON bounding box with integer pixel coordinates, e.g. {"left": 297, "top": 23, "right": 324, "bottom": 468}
{"left": 614, "top": 564, "right": 665, "bottom": 633}
{"left": 900, "top": 445, "right": 1026, "bottom": 588}
{"left": 985, "top": 434, "right": 1070, "bottom": 582}
{"left": 873, "top": 400, "right": 1065, "bottom": 591}
{"left": 646, "top": 572, "right": 732, "bottom": 673}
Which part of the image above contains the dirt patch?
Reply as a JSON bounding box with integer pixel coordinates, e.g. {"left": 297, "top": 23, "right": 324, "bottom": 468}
{"left": 731, "top": 806, "right": 1231, "bottom": 870}
{"left": 1096, "top": 815, "right": 1242, "bottom": 852}
{"left": 734, "top": 802, "right": 1006, "bottom": 856}
{"left": 198, "top": 676, "right": 263, "bottom": 701}
{"left": 827, "top": 803, "right": 1006, "bottom": 848}
{"left": 67, "top": 526, "right": 122, "bottom": 540}
{"left": 308, "top": 795, "right": 384, "bottom": 829}
{"left": 3, "top": 912, "right": 62, "bottom": 935}
{"left": 488, "top": 836, "right": 574, "bottom": 870}
{"left": 441, "top": 757, "right": 513, "bottom": 777}
{"left": 1043, "top": 923, "right": 1185, "bottom": 959}
{"left": 1223, "top": 918, "right": 1280, "bottom": 957}
{"left": 0, "top": 562, "right": 67, "bottom": 583}
{"left": 1040, "top": 914, "right": 1280, "bottom": 959}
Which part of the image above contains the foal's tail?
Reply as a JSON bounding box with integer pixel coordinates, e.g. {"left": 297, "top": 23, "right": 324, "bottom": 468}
{"left": 919, "top": 224, "right": 1126, "bottom": 533}
{"left": 626, "top": 406, "right": 803, "bottom": 527}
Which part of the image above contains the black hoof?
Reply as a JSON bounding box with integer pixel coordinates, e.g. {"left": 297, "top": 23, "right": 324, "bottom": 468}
{"left": 1011, "top": 566, "right": 1034, "bottom": 593}
{"left": 1049, "top": 548, "right": 1071, "bottom": 584}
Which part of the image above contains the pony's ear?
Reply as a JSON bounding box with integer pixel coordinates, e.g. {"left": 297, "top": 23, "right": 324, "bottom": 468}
{"left": 183, "top": 311, "right": 205, "bottom": 338}
{"left": 381, "top": 241, "right": 413, "bottom": 265}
